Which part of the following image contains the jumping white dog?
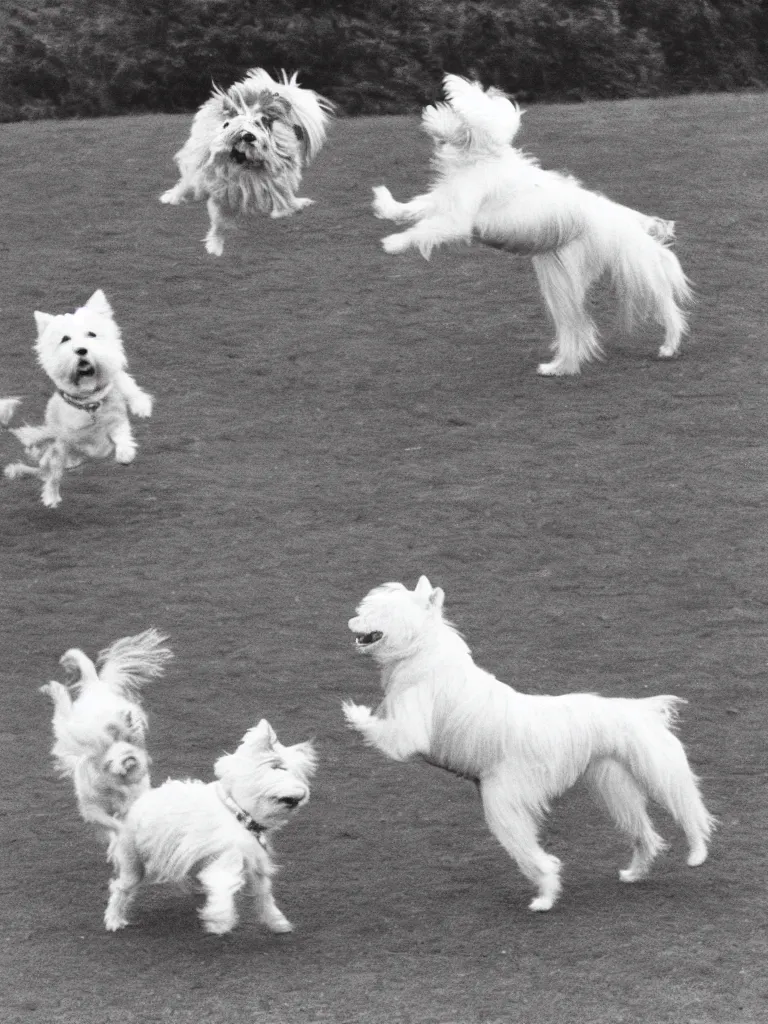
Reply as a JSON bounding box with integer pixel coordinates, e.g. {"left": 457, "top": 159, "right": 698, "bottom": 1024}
{"left": 343, "top": 576, "right": 714, "bottom": 911}
{"left": 104, "top": 719, "right": 316, "bottom": 935}
{"left": 373, "top": 74, "right": 692, "bottom": 375}
{"left": 3, "top": 290, "right": 153, "bottom": 508}
{"left": 41, "top": 629, "right": 172, "bottom": 839}
{"left": 160, "top": 68, "right": 332, "bottom": 256}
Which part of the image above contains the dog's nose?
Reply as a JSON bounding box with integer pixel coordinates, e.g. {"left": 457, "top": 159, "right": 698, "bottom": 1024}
{"left": 75, "top": 347, "right": 88, "bottom": 356}
{"left": 278, "top": 795, "right": 302, "bottom": 809}
{"left": 241, "top": 132, "right": 256, "bottom": 143}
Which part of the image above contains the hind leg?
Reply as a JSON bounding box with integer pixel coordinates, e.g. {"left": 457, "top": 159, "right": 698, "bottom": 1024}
{"left": 533, "top": 249, "right": 604, "bottom": 376}
{"left": 197, "top": 850, "right": 246, "bottom": 934}
{"left": 480, "top": 776, "right": 562, "bottom": 911}
{"left": 104, "top": 837, "right": 144, "bottom": 930}
{"left": 586, "top": 759, "right": 667, "bottom": 882}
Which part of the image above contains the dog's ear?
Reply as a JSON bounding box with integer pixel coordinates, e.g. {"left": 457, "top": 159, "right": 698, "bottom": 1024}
{"left": 244, "top": 718, "right": 278, "bottom": 751}
{"left": 429, "top": 587, "right": 445, "bottom": 612}
{"left": 82, "top": 289, "right": 113, "bottom": 319}
{"left": 34, "top": 311, "right": 54, "bottom": 335}
{"left": 213, "top": 752, "right": 236, "bottom": 778}
{"left": 414, "top": 576, "right": 433, "bottom": 601}
{"left": 281, "top": 741, "right": 317, "bottom": 782}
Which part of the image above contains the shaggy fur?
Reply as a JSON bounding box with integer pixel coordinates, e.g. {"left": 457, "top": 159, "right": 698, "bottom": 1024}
{"left": 373, "top": 74, "right": 692, "bottom": 375}
{"left": 104, "top": 720, "right": 316, "bottom": 935}
{"left": 160, "top": 68, "right": 332, "bottom": 255}
{"left": 3, "top": 290, "right": 153, "bottom": 508}
{"left": 41, "top": 629, "right": 172, "bottom": 839}
{"left": 343, "top": 576, "right": 714, "bottom": 911}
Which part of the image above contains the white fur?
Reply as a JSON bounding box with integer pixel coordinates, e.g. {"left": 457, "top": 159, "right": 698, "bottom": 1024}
{"left": 41, "top": 629, "right": 172, "bottom": 839}
{"left": 3, "top": 290, "right": 153, "bottom": 507}
{"left": 160, "top": 68, "right": 332, "bottom": 255}
{"left": 104, "top": 719, "right": 316, "bottom": 935}
{"left": 373, "top": 74, "right": 692, "bottom": 375}
{"left": 344, "top": 576, "right": 714, "bottom": 911}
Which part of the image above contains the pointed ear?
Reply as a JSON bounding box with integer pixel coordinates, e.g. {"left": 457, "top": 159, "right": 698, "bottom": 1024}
{"left": 414, "top": 576, "right": 433, "bottom": 601}
{"left": 245, "top": 718, "right": 277, "bottom": 750}
{"left": 282, "top": 741, "right": 317, "bottom": 782}
{"left": 83, "top": 289, "right": 113, "bottom": 318}
{"left": 34, "top": 311, "right": 54, "bottom": 335}
{"left": 213, "top": 752, "right": 235, "bottom": 779}
{"left": 428, "top": 587, "right": 445, "bottom": 611}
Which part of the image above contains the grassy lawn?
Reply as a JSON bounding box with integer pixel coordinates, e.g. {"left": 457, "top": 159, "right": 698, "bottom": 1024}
{"left": 0, "top": 91, "right": 766, "bottom": 1023}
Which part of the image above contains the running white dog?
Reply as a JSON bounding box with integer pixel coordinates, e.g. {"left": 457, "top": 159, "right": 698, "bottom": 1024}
{"left": 343, "top": 576, "right": 714, "bottom": 911}
{"left": 41, "top": 629, "right": 172, "bottom": 839}
{"left": 104, "top": 719, "right": 316, "bottom": 936}
{"left": 3, "top": 290, "right": 153, "bottom": 508}
{"left": 160, "top": 68, "right": 332, "bottom": 256}
{"left": 373, "top": 74, "right": 692, "bottom": 375}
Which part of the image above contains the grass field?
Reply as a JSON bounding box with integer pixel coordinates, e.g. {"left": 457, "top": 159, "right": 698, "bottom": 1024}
{"left": 1, "top": 91, "right": 767, "bottom": 1024}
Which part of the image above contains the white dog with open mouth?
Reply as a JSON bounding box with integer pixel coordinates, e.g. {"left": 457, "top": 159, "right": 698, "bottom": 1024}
{"left": 160, "top": 68, "right": 332, "bottom": 256}
{"left": 373, "top": 74, "right": 692, "bottom": 375}
{"left": 343, "top": 577, "right": 714, "bottom": 911}
{"left": 3, "top": 290, "right": 153, "bottom": 508}
{"left": 104, "top": 719, "right": 316, "bottom": 936}
{"left": 41, "top": 629, "right": 172, "bottom": 839}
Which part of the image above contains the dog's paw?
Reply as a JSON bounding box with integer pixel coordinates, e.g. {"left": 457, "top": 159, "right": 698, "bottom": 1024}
{"left": 204, "top": 235, "right": 224, "bottom": 257}
{"left": 271, "top": 198, "right": 313, "bottom": 219}
{"left": 114, "top": 446, "right": 137, "bottom": 465}
{"left": 130, "top": 392, "right": 153, "bottom": 418}
{"left": 104, "top": 907, "right": 129, "bottom": 931}
{"left": 41, "top": 487, "right": 62, "bottom": 508}
{"left": 264, "top": 913, "right": 293, "bottom": 934}
{"left": 381, "top": 233, "right": 411, "bottom": 255}
{"left": 342, "top": 700, "right": 373, "bottom": 730}
{"left": 159, "top": 187, "right": 182, "bottom": 205}
{"left": 201, "top": 913, "right": 236, "bottom": 935}
{"left": 371, "top": 186, "right": 396, "bottom": 220}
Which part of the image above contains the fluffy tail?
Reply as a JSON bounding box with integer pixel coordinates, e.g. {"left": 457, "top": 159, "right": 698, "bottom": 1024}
{"left": 97, "top": 628, "right": 173, "bottom": 698}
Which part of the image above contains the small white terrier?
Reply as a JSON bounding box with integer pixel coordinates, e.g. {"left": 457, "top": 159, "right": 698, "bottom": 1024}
{"left": 160, "top": 68, "right": 332, "bottom": 256}
{"left": 3, "top": 290, "right": 153, "bottom": 508}
{"left": 104, "top": 719, "right": 316, "bottom": 936}
{"left": 373, "top": 74, "right": 692, "bottom": 375}
{"left": 343, "top": 577, "right": 714, "bottom": 911}
{"left": 41, "top": 629, "right": 172, "bottom": 838}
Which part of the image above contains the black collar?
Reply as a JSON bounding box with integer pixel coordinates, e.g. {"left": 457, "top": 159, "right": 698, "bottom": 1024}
{"left": 216, "top": 783, "right": 268, "bottom": 848}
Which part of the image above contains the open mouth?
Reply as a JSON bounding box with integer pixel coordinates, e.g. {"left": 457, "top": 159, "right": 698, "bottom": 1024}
{"left": 74, "top": 359, "right": 95, "bottom": 382}
{"left": 230, "top": 144, "right": 265, "bottom": 168}
{"left": 354, "top": 631, "right": 383, "bottom": 648}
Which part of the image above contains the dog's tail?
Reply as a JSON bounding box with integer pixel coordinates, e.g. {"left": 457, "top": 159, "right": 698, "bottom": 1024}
{"left": 97, "top": 628, "right": 173, "bottom": 699}
{"left": 435, "top": 74, "right": 523, "bottom": 151}
{"left": 0, "top": 397, "right": 21, "bottom": 426}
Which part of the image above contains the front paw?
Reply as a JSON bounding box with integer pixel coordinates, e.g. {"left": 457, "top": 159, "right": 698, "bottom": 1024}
{"left": 205, "top": 235, "right": 224, "bottom": 257}
{"left": 342, "top": 700, "right": 373, "bottom": 730}
{"left": 130, "top": 392, "right": 153, "bottom": 418}
{"left": 160, "top": 187, "right": 182, "bottom": 205}
{"left": 372, "top": 186, "right": 397, "bottom": 220}
{"left": 104, "top": 907, "right": 129, "bottom": 931}
{"left": 381, "top": 233, "right": 411, "bottom": 255}
{"left": 115, "top": 445, "right": 137, "bottom": 465}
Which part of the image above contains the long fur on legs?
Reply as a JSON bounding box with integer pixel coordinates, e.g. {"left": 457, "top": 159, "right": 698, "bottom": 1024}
{"left": 372, "top": 74, "right": 692, "bottom": 375}
{"left": 343, "top": 576, "right": 714, "bottom": 911}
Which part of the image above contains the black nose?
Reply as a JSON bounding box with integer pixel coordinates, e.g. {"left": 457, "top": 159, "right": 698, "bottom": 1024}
{"left": 279, "top": 795, "right": 301, "bottom": 808}
{"left": 75, "top": 347, "right": 88, "bottom": 356}
{"left": 241, "top": 132, "right": 256, "bottom": 143}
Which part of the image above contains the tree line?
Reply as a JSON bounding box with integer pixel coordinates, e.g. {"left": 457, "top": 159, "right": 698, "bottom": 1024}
{"left": 1, "top": 0, "right": 766, "bottom": 121}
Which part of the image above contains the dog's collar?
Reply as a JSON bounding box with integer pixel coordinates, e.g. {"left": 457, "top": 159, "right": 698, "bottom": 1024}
{"left": 216, "top": 783, "right": 268, "bottom": 848}
{"left": 57, "top": 382, "right": 112, "bottom": 413}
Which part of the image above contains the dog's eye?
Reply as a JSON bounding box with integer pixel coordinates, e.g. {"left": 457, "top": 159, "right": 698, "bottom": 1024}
{"left": 87, "top": 331, "right": 96, "bottom": 338}
{"left": 263, "top": 116, "right": 275, "bottom": 130}
{"left": 60, "top": 335, "right": 70, "bottom": 343}
{"left": 222, "top": 121, "right": 229, "bottom": 128}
